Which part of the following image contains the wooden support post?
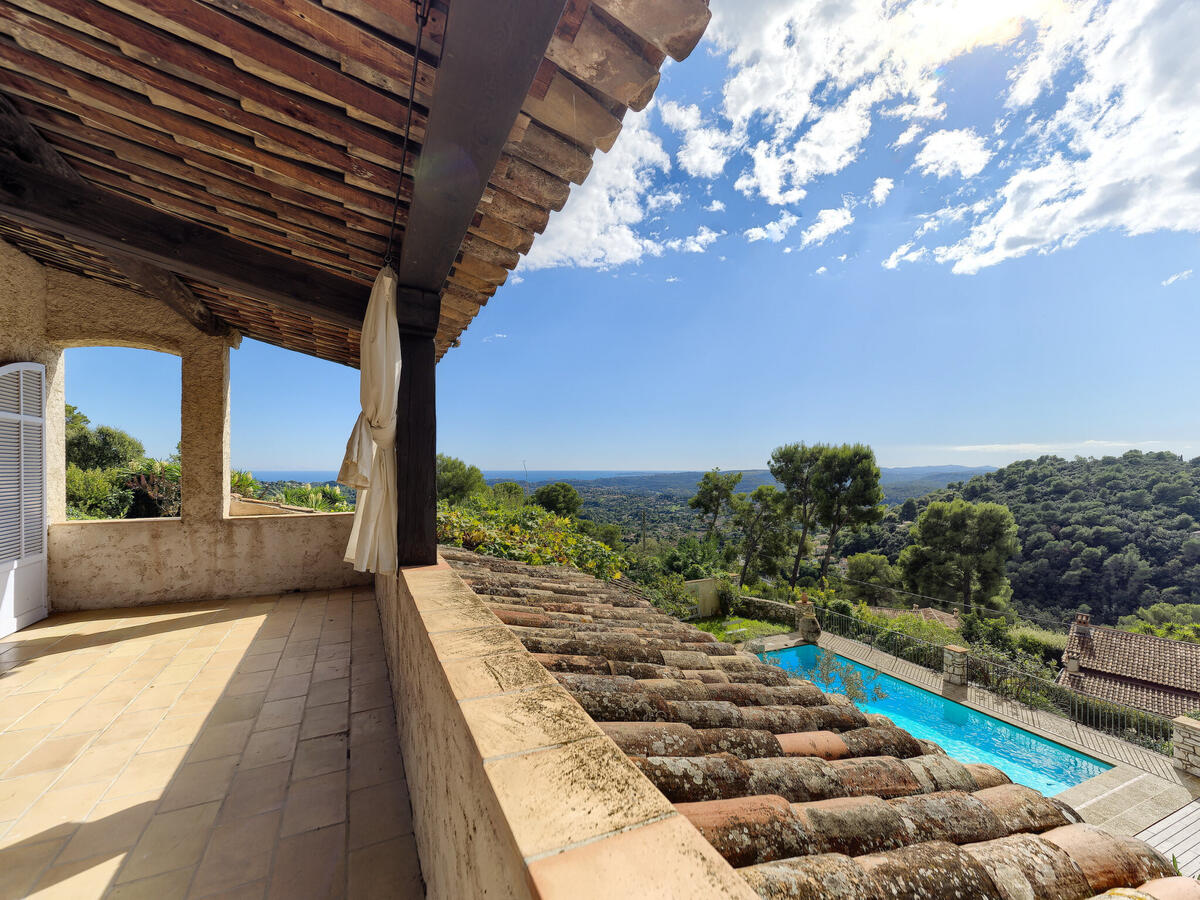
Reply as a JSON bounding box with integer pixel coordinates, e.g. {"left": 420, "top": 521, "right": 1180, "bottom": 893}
{"left": 396, "top": 333, "right": 437, "bottom": 566}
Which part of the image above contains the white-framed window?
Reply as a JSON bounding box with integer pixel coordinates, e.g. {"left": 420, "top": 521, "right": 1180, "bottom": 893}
{"left": 0, "top": 363, "right": 46, "bottom": 564}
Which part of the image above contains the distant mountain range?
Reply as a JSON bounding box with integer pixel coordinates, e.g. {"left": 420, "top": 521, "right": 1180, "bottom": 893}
{"left": 487, "top": 466, "right": 996, "bottom": 506}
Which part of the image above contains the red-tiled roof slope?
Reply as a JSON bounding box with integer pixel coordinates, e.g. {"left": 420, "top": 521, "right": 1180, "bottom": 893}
{"left": 441, "top": 547, "right": 1180, "bottom": 900}
{"left": 1058, "top": 620, "right": 1200, "bottom": 718}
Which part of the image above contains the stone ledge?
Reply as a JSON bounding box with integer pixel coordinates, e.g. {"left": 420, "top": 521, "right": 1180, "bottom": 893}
{"left": 376, "top": 561, "right": 756, "bottom": 900}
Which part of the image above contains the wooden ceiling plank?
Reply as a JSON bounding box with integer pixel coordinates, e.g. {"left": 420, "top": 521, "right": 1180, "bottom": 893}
{"left": 520, "top": 68, "right": 623, "bottom": 153}
{"left": 0, "top": 154, "right": 440, "bottom": 333}
{"left": 503, "top": 120, "right": 593, "bottom": 185}
{"left": 0, "top": 91, "right": 229, "bottom": 336}
{"left": 0, "top": 5, "right": 405, "bottom": 189}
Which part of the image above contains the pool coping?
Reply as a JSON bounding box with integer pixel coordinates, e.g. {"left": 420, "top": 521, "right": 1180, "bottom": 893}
{"left": 753, "top": 630, "right": 1200, "bottom": 838}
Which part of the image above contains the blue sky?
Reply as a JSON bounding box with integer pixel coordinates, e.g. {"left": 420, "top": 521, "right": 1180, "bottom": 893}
{"left": 66, "top": 0, "right": 1200, "bottom": 472}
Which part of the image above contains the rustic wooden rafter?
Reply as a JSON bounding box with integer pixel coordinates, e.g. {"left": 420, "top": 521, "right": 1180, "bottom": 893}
{"left": 0, "top": 91, "right": 230, "bottom": 337}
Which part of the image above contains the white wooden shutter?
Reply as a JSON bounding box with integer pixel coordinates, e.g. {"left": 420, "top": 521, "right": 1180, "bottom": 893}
{"left": 0, "top": 364, "right": 45, "bottom": 564}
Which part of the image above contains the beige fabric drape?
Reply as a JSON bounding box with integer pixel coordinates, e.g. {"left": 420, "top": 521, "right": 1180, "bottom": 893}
{"left": 339, "top": 267, "right": 402, "bottom": 573}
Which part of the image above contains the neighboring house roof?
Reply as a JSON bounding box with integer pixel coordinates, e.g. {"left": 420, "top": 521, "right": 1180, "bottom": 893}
{"left": 443, "top": 547, "right": 1176, "bottom": 898}
{"left": 0, "top": 0, "right": 711, "bottom": 364}
{"left": 1057, "top": 619, "right": 1200, "bottom": 718}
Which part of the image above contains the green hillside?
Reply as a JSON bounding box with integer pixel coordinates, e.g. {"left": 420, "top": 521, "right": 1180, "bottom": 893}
{"left": 914, "top": 452, "right": 1200, "bottom": 624}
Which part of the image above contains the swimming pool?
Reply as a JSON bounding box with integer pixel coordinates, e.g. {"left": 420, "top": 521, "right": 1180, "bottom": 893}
{"left": 763, "top": 644, "right": 1110, "bottom": 795}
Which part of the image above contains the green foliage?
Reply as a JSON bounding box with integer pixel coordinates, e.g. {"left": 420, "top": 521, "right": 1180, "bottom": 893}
{"left": 436, "top": 496, "right": 624, "bottom": 580}
{"left": 854, "top": 604, "right": 962, "bottom": 646}
{"left": 66, "top": 422, "right": 144, "bottom": 471}
{"left": 930, "top": 451, "right": 1200, "bottom": 623}
{"left": 689, "top": 468, "right": 743, "bottom": 538}
{"left": 65, "top": 464, "right": 132, "bottom": 519}
{"left": 230, "top": 470, "right": 263, "bottom": 497}
{"left": 813, "top": 444, "right": 885, "bottom": 577}
{"left": 1118, "top": 602, "right": 1200, "bottom": 643}
{"left": 733, "top": 484, "right": 788, "bottom": 586}
{"left": 126, "top": 457, "right": 182, "bottom": 518}
{"left": 1009, "top": 622, "right": 1069, "bottom": 665}
{"left": 268, "top": 483, "right": 352, "bottom": 512}
{"left": 436, "top": 454, "right": 486, "bottom": 504}
{"left": 716, "top": 577, "right": 738, "bottom": 617}
{"left": 844, "top": 553, "right": 899, "bottom": 604}
{"left": 960, "top": 611, "right": 1015, "bottom": 651}
{"left": 491, "top": 481, "right": 526, "bottom": 508}
{"left": 575, "top": 517, "right": 623, "bottom": 549}
{"left": 899, "top": 499, "right": 1019, "bottom": 612}
{"left": 694, "top": 615, "right": 792, "bottom": 644}
{"left": 770, "top": 443, "right": 825, "bottom": 587}
{"left": 532, "top": 481, "right": 582, "bottom": 517}
{"left": 900, "top": 498, "right": 919, "bottom": 521}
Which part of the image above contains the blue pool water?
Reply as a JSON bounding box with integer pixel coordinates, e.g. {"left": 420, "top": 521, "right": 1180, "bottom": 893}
{"left": 764, "top": 644, "right": 1110, "bottom": 795}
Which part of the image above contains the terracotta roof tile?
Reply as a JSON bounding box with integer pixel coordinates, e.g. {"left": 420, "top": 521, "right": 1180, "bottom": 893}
{"left": 441, "top": 547, "right": 1176, "bottom": 898}
{"left": 1059, "top": 621, "right": 1200, "bottom": 717}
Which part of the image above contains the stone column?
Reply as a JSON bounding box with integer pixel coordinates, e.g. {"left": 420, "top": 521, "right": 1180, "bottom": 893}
{"left": 1173, "top": 716, "right": 1200, "bottom": 776}
{"left": 180, "top": 339, "right": 230, "bottom": 525}
{"left": 943, "top": 645, "right": 969, "bottom": 687}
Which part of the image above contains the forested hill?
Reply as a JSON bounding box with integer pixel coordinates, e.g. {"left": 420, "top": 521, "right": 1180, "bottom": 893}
{"left": 924, "top": 451, "right": 1200, "bottom": 623}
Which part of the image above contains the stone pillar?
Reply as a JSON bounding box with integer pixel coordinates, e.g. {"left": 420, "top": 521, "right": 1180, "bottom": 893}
{"left": 795, "top": 601, "right": 820, "bottom": 645}
{"left": 180, "top": 339, "right": 230, "bottom": 525}
{"left": 943, "top": 645, "right": 969, "bottom": 687}
{"left": 1173, "top": 716, "right": 1200, "bottom": 776}
{"left": 1064, "top": 650, "right": 1081, "bottom": 674}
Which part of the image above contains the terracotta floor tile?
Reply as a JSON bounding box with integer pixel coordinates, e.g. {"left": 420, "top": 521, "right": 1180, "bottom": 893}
{"left": 142, "top": 714, "right": 208, "bottom": 753}
{"left": 58, "top": 791, "right": 159, "bottom": 863}
{"left": 348, "top": 680, "right": 389, "bottom": 714}
{"left": 0, "top": 692, "right": 54, "bottom": 730}
{"left": 0, "top": 834, "right": 69, "bottom": 900}
{"left": 347, "top": 833, "right": 422, "bottom": 900}
{"left": 292, "top": 734, "right": 348, "bottom": 782}
{"left": 0, "top": 727, "right": 53, "bottom": 771}
{"left": 189, "top": 810, "right": 281, "bottom": 897}
{"left": 238, "top": 653, "right": 281, "bottom": 675}
{"left": 125, "top": 682, "right": 187, "bottom": 712}
{"left": 264, "top": 674, "right": 311, "bottom": 703}
{"left": 247, "top": 638, "right": 287, "bottom": 656}
{"left": 55, "top": 699, "right": 127, "bottom": 736}
{"left": 225, "top": 671, "right": 273, "bottom": 697}
{"left": 94, "top": 709, "right": 165, "bottom": 747}
{"left": 241, "top": 725, "right": 299, "bottom": 770}
{"left": 349, "top": 660, "right": 387, "bottom": 688}
{"left": 219, "top": 761, "right": 290, "bottom": 823}
{"left": 280, "top": 640, "right": 319, "bottom": 660}
{"left": 275, "top": 655, "right": 316, "bottom": 679}
{"left": 267, "top": 823, "right": 346, "bottom": 900}
{"left": 305, "top": 678, "right": 349, "bottom": 709}
{"left": 117, "top": 800, "right": 220, "bottom": 883}
{"left": 348, "top": 708, "right": 395, "bottom": 748}
{"left": 56, "top": 738, "right": 141, "bottom": 790}
{"left": 108, "top": 866, "right": 194, "bottom": 900}
{"left": 158, "top": 755, "right": 240, "bottom": 813}
{"left": 28, "top": 851, "right": 126, "bottom": 899}
{"left": 4, "top": 731, "right": 93, "bottom": 778}
{"left": 1, "top": 779, "right": 107, "bottom": 846}
{"left": 280, "top": 771, "right": 346, "bottom": 837}
{"left": 151, "top": 663, "right": 205, "bottom": 686}
{"left": 298, "top": 704, "right": 348, "bottom": 742}
{"left": 104, "top": 747, "right": 189, "bottom": 800}
{"left": 14, "top": 697, "right": 88, "bottom": 731}
{"left": 347, "top": 781, "right": 413, "bottom": 851}
{"left": 187, "top": 720, "right": 254, "bottom": 764}
{"left": 201, "top": 693, "right": 264, "bottom": 727}
{"left": 91, "top": 682, "right": 144, "bottom": 708}
{"left": 254, "top": 697, "right": 306, "bottom": 733}
{"left": 347, "top": 739, "right": 404, "bottom": 792}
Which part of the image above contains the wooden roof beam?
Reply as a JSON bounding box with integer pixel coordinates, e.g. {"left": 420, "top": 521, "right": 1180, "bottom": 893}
{"left": 0, "top": 91, "right": 231, "bottom": 338}
{"left": 0, "top": 152, "right": 440, "bottom": 336}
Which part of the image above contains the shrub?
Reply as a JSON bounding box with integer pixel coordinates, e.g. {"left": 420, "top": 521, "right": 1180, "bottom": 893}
{"left": 436, "top": 454, "right": 486, "bottom": 504}
{"left": 716, "top": 578, "right": 738, "bottom": 617}
{"left": 533, "top": 482, "right": 582, "bottom": 517}
{"left": 65, "top": 464, "right": 132, "bottom": 519}
{"left": 267, "top": 483, "right": 351, "bottom": 512}
{"left": 1010, "top": 622, "right": 1068, "bottom": 666}
{"left": 231, "top": 470, "right": 262, "bottom": 497}
{"left": 436, "top": 497, "right": 623, "bottom": 580}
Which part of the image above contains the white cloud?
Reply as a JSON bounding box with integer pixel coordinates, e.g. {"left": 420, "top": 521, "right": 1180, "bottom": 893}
{"left": 814, "top": 265, "right": 828, "bottom": 274}
{"left": 1162, "top": 269, "right": 1193, "bottom": 287}
{"left": 744, "top": 210, "right": 799, "bottom": 243}
{"left": 647, "top": 190, "right": 684, "bottom": 211}
{"left": 934, "top": 0, "right": 1200, "bottom": 273}
{"left": 882, "top": 242, "right": 928, "bottom": 269}
{"left": 870, "top": 176, "right": 894, "bottom": 205}
{"left": 894, "top": 124, "right": 923, "bottom": 147}
{"left": 913, "top": 129, "right": 992, "bottom": 179}
{"left": 798, "top": 207, "right": 854, "bottom": 248}
{"left": 705, "top": 199, "right": 726, "bottom": 212}
{"left": 665, "top": 275, "right": 680, "bottom": 283}
{"left": 481, "top": 333, "right": 508, "bottom": 343}
{"left": 659, "top": 100, "right": 741, "bottom": 178}
{"left": 522, "top": 109, "right": 669, "bottom": 270}
{"left": 665, "top": 225, "right": 726, "bottom": 253}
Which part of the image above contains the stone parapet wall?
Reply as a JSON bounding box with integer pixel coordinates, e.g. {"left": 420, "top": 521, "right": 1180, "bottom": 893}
{"left": 732, "top": 595, "right": 800, "bottom": 629}
{"left": 1173, "top": 716, "right": 1200, "bottom": 776}
{"left": 374, "top": 561, "right": 754, "bottom": 900}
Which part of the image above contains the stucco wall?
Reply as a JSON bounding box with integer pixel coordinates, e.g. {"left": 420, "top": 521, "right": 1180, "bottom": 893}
{"left": 3, "top": 238, "right": 369, "bottom": 609}
{"left": 374, "top": 562, "right": 755, "bottom": 900}
{"left": 49, "top": 513, "right": 369, "bottom": 610}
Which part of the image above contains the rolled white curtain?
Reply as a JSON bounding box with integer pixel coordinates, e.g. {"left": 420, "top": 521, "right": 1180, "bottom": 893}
{"left": 339, "top": 267, "right": 402, "bottom": 573}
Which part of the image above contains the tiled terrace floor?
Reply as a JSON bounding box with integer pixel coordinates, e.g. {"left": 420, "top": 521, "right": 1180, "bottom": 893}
{"left": 0, "top": 588, "right": 423, "bottom": 899}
